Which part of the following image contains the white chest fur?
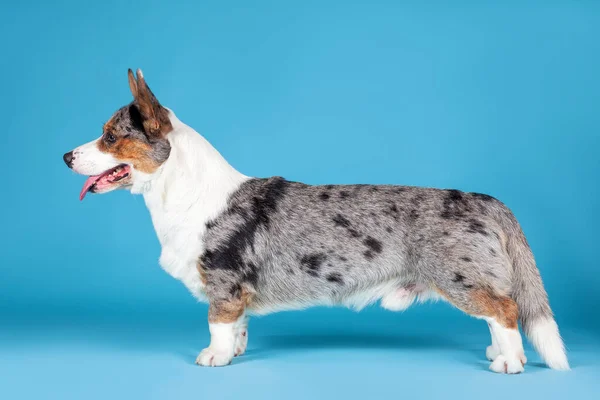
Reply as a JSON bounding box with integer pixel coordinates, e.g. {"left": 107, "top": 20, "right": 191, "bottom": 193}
{"left": 137, "top": 112, "right": 248, "bottom": 300}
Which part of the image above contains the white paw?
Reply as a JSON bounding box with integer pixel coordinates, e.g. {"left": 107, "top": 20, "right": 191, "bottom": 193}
{"left": 234, "top": 329, "right": 248, "bottom": 357}
{"left": 518, "top": 351, "right": 527, "bottom": 365}
{"left": 195, "top": 347, "right": 234, "bottom": 367}
{"left": 489, "top": 355, "right": 525, "bottom": 374}
{"left": 486, "top": 345, "right": 501, "bottom": 361}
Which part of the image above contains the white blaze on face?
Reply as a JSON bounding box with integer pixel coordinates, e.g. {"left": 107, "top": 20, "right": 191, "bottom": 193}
{"left": 71, "top": 137, "right": 120, "bottom": 176}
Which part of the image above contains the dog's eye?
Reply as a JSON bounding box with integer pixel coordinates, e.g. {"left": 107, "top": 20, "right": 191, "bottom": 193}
{"left": 105, "top": 133, "right": 116, "bottom": 143}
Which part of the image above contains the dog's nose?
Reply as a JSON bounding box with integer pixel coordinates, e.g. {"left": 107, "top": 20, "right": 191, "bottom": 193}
{"left": 63, "top": 151, "right": 74, "bottom": 168}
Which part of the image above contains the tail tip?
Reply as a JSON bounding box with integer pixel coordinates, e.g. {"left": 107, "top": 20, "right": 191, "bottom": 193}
{"left": 549, "top": 360, "right": 571, "bottom": 371}
{"left": 545, "top": 351, "right": 571, "bottom": 371}
{"left": 528, "top": 317, "right": 570, "bottom": 371}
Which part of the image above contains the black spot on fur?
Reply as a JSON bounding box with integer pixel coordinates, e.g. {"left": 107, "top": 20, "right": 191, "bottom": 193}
{"left": 333, "top": 214, "right": 362, "bottom": 238}
{"left": 229, "top": 283, "right": 242, "bottom": 297}
{"left": 460, "top": 257, "right": 472, "bottom": 262}
{"left": 363, "top": 236, "right": 383, "bottom": 254}
{"left": 489, "top": 248, "right": 497, "bottom": 256}
{"left": 348, "top": 228, "right": 362, "bottom": 238}
{"left": 339, "top": 191, "right": 350, "bottom": 199}
{"left": 467, "top": 219, "right": 488, "bottom": 236}
{"left": 319, "top": 192, "right": 330, "bottom": 201}
{"left": 326, "top": 273, "right": 344, "bottom": 284}
{"left": 441, "top": 189, "right": 472, "bottom": 220}
{"left": 394, "top": 187, "right": 406, "bottom": 193}
{"left": 409, "top": 209, "right": 419, "bottom": 221}
{"left": 200, "top": 177, "right": 289, "bottom": 283}
{"left": 333, "top": 214, "right": 351, "bottom": 228}
{"left": 452, "top": 273, "right": 465, "bottom": 283}
{"left": 386, "top": 227, "right": 393, "bottom": 233}
{"left": 363, "top": 250, "right": 374, "bottom": 260}
{"left": 244, "top": 262, "right": 258, "bottom": 285}
{"left": 338, "top": 255, "right": 347, "bottom": 262}
{"left": 442, "top": 231, "right": 449, "bottom": 236}
{"left": 471, "top": 192, "right": 495, "bottom": 202}
{"left": 300, "top": 253, "right": 326, "bottom": 277}
{"left": 205, "top": 220, "right": 217, "bottom": 230}
{"left": 384, "top": 203, "right": 400, "bottom": 221}
{"left": 370, "top": 186, "right": 379, "bottom": 192}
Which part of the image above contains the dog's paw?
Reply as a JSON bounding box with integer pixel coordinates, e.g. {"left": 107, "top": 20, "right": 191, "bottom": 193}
{"left": 489, "top": 355, "right": 525, "bottom": 374}
{"left": 234, "top": 329, "right": 248, "bottom": 357}
{"left": 518, "top": 351, "right": 527, "bottom": 365}
{"left": 195, "top": 347, "right": 234, "bottom": 367}
{"left": 486, "top": 345, "right": 501, "bottom": 361}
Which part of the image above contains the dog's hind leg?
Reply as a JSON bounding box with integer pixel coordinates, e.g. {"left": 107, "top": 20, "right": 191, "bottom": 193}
{"left": 486, "top": 322, "right": 501, "bottom": 361}
{"left": 433, "top": 278, "right": 526, "bottom": 374}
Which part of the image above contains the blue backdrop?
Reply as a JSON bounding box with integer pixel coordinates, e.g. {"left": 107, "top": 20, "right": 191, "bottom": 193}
{"left": 1, "top": 1, "right": 599, "bottom": 399}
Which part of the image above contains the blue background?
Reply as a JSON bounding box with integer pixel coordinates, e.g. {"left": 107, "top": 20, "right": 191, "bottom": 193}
{"left": 1, "top": 0, "right": 599, "bottom": 398}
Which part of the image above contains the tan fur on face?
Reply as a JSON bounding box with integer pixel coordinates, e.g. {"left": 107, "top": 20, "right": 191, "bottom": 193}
{"left": 97, "top": 136, "right": 161, "bottom": 174}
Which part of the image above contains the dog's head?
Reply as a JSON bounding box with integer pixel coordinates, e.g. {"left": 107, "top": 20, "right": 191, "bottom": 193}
{"left": 63, "top": 69, "right": 172, "bottom": 200}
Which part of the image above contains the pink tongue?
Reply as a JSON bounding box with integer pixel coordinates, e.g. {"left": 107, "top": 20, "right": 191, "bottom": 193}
{"left": 79, "top": 175, "right": 101, "bottom": 201}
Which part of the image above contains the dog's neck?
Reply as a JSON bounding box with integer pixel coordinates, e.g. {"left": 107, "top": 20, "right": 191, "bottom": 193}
{"left": 135, "top": 110, "right": 249, "bottom": 246}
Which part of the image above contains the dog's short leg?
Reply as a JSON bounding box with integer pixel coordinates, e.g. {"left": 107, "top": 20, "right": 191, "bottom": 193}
{"left": 234, "top": 314, "right": 249, "bottom": 357}
{"left": 486, "top": 322, "right": 501, "bottom": 361}
{"left": 196, "top": 321, "right": 237, "bottom": 367}
{"left": 486, "top": 318, "right": 526, "bottom": 374}
{"left": 436, "top": 283, "right": 526, "bottom": 374}
{"left": 196, "top": 299, "right": 247, "bottom": 367}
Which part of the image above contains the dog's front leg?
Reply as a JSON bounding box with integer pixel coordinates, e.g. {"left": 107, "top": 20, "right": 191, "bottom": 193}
{"left": 234, "top": 314, "right": 249, "bottom": 357}
{"left": 196, "top": 297, "right": 247, "bottom": 367}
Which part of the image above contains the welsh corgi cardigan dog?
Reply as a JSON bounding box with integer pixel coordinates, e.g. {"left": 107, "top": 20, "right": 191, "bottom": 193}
{"left": 63, "top": 69, "right": 569, "bottom": 373}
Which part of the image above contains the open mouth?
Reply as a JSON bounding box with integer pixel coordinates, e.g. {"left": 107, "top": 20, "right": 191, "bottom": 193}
{"left": 79, "top": 164, "right": 132, "bottom": 201}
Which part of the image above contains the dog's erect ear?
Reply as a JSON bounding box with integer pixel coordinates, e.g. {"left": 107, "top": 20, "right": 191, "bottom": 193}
{"left": 127, "top": 68, "right": 172, "bottom": 136}
{"left": 128, "top": 69, "right": 139, "bottom": 99}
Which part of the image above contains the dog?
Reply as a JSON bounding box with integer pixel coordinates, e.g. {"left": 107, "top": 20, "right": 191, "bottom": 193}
{"left": 63, "top": 69, "right": 569, "bottom": 373}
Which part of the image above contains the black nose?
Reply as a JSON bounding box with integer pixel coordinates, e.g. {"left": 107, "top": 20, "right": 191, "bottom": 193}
{"left": 63, "top": 151, "right": 74, "bottom": 168}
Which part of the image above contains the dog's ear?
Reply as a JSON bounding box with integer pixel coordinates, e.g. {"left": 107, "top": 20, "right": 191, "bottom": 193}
{"left": 127, "top": 68, "right": 172, "bottom": 136}
{"left": 128, "top": 68, "right": 139, "bottom": 99}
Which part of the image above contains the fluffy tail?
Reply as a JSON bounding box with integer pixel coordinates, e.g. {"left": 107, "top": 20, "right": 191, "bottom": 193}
{"left": 505, "top": 219, "right": 570, "bottom": 370}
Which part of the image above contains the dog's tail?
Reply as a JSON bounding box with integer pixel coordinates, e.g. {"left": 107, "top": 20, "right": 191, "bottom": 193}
{"left": 504, "top": 217, "right": 570, "bottom": 370}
